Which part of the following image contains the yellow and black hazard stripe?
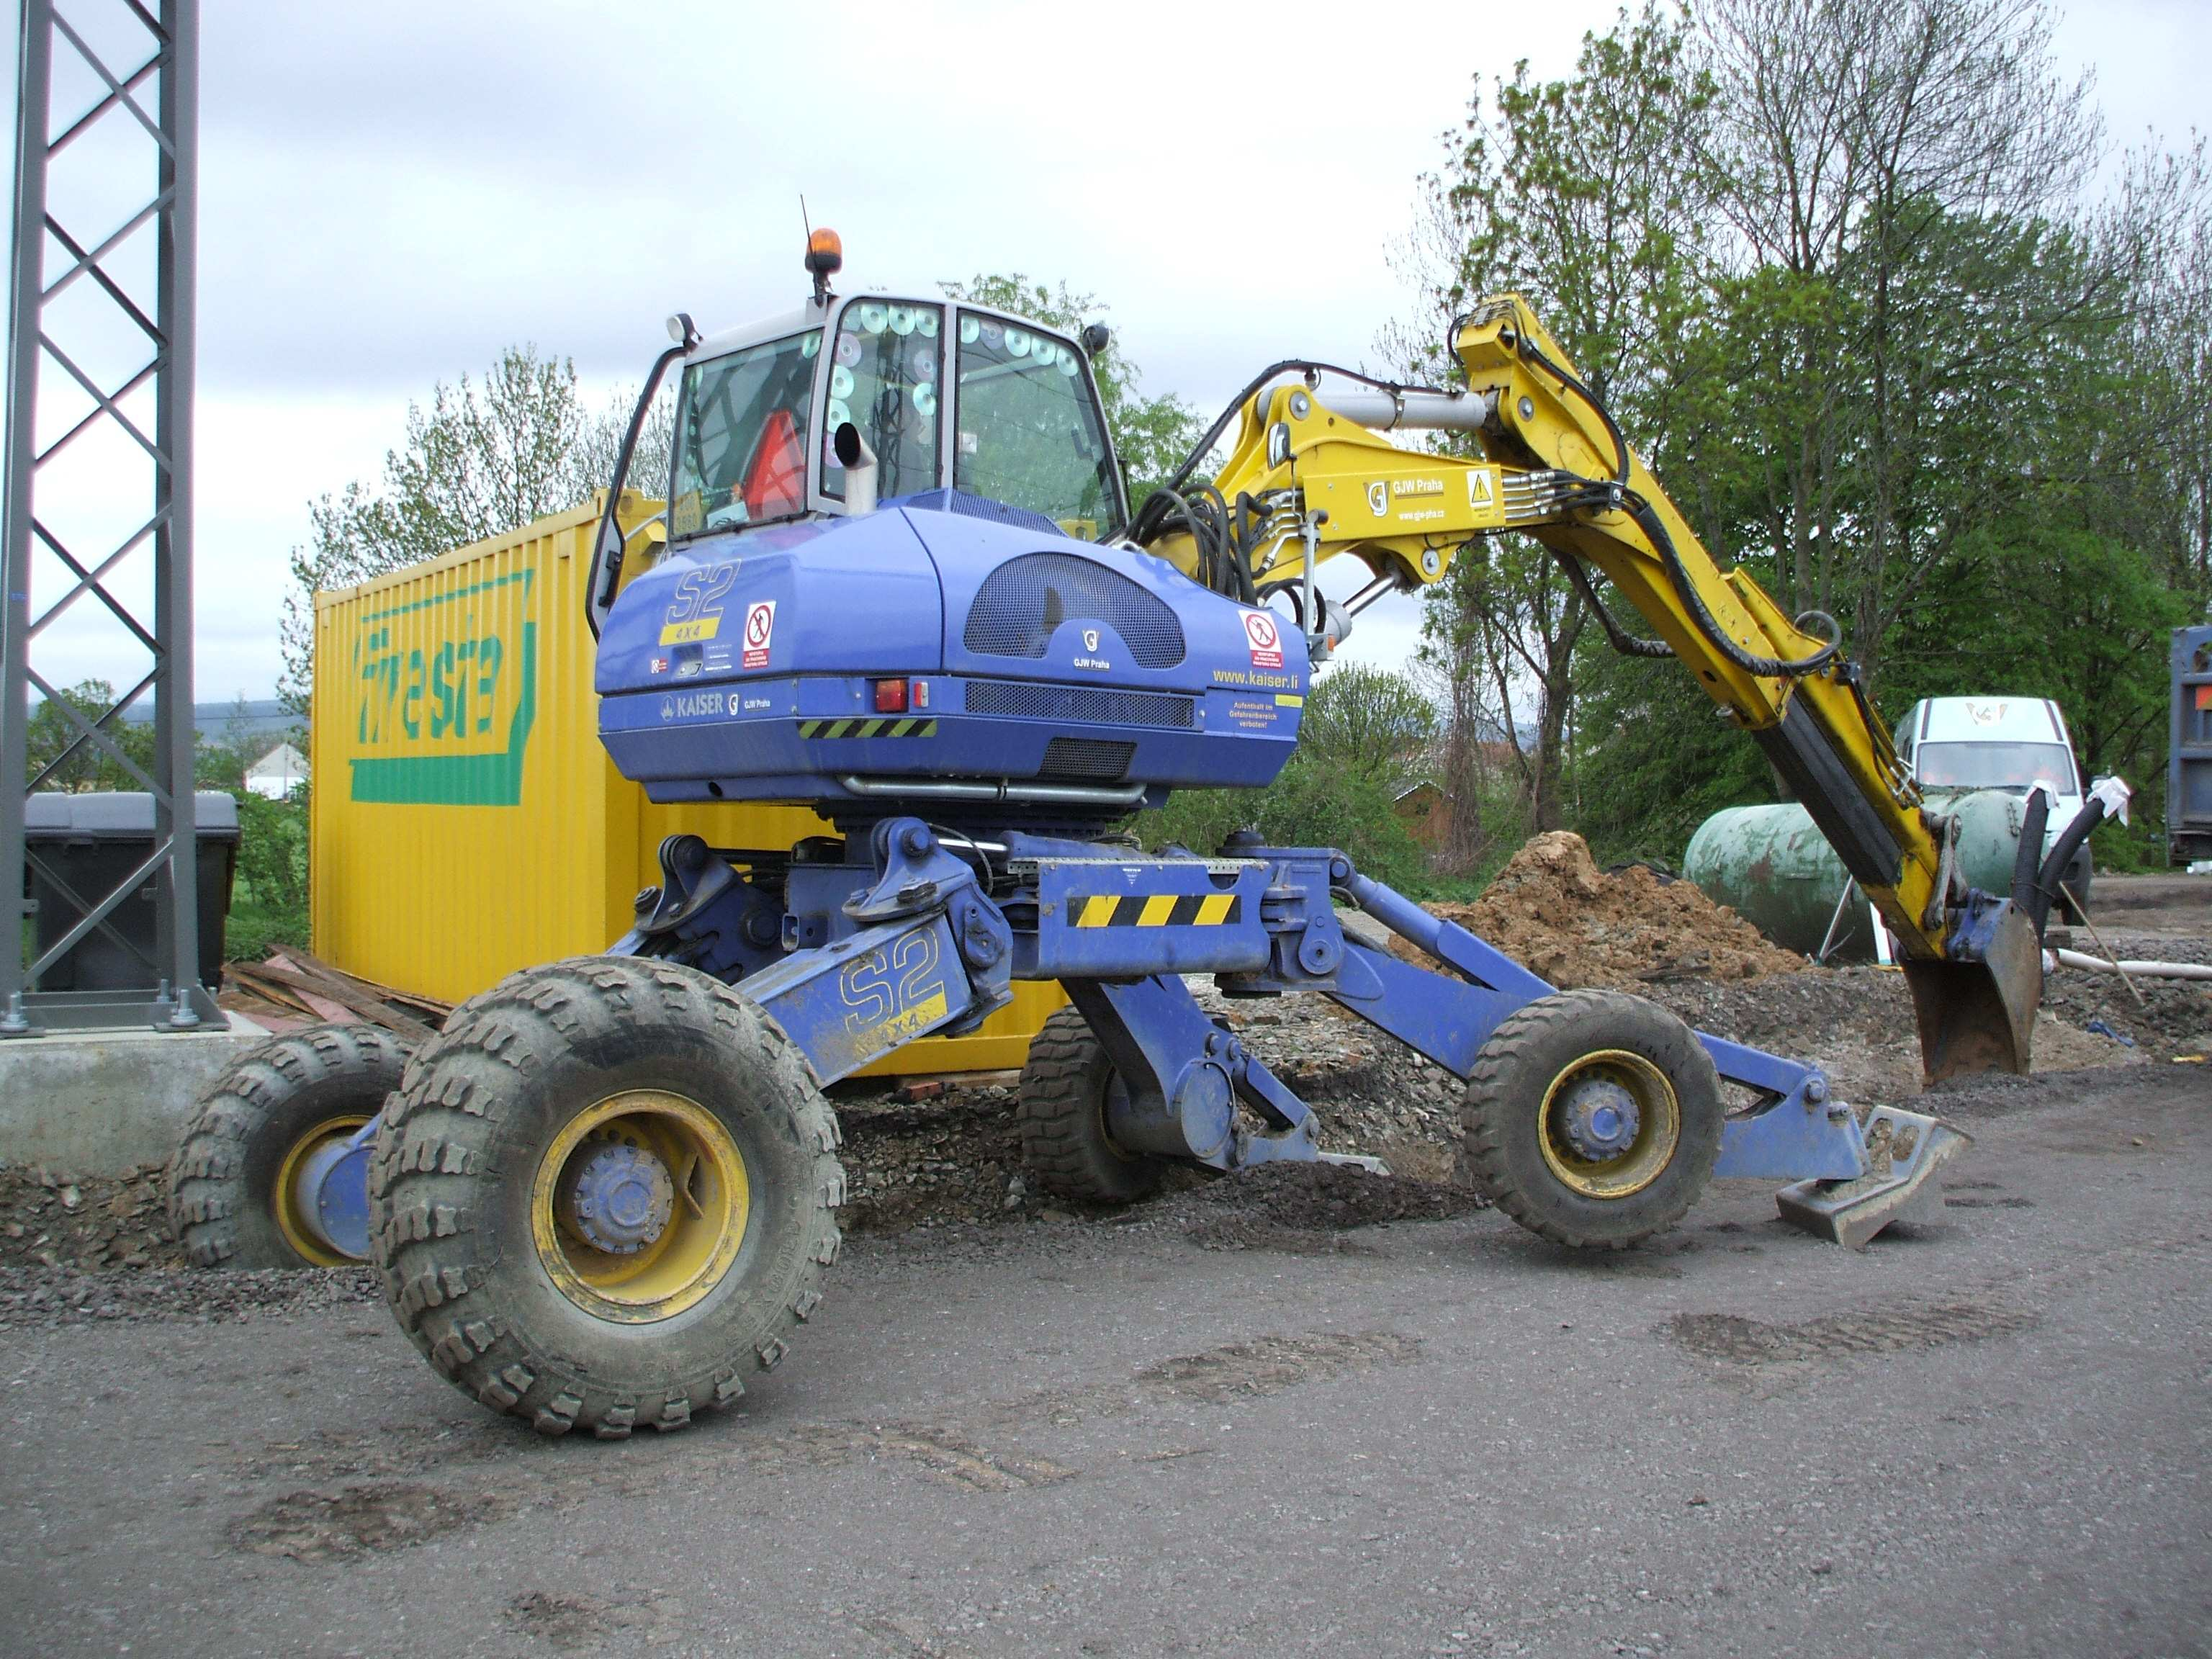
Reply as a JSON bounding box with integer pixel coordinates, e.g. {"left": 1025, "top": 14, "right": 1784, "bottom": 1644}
{"left": 1070, "top": 893, "right": 1243, "bottom": 928}
{"left": 796, "top": 717, "right": 939, "bottom": 739}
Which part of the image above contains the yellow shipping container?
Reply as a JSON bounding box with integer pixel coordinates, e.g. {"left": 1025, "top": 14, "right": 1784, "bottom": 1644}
{"left": 309, "top": 495, "right": 1062, "bottom": 1075}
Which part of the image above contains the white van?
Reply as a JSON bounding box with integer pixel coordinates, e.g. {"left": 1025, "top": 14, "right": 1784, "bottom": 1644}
{"left": 1892, "top": 696, "right": 2092, "bottom": 902}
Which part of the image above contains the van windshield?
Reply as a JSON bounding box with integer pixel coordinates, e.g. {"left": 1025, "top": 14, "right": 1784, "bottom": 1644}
{"left": 1915, "top": 740, "right": 2077, "bottom": 793}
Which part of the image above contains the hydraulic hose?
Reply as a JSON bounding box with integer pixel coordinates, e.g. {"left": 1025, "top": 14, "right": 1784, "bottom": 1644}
{"left": 1502, "top": 323, "right": 1843, "bottom": 680}
{"left": 2026, "top": 796, "right": 2110, "bottom": 935}
{"left": 1163, "top": 360, "right": 1457, "bottom": 498}
{"left": 1547, "top": 549, "right": 1673, "bottom": 659}
{"left": 1626, "top": 495, "right": 1843, "bottom": 679}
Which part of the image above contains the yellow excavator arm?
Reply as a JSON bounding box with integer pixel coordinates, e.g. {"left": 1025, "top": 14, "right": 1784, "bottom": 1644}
{"left": 1137, "top": 295, "right": 2044, "bottom": 1080}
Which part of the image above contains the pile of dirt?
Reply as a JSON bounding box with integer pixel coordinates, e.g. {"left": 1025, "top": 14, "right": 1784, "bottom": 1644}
{"left": 1200, "top": 991, "right": 1465, "bottom": 1184}
{"left": 1411, "top": 831, "right": 1807, "bottom": 988}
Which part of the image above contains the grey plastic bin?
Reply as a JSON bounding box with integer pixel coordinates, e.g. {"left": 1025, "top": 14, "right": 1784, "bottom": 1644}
{"left": 21, "top": 791, "right": 239, "bottom": 991}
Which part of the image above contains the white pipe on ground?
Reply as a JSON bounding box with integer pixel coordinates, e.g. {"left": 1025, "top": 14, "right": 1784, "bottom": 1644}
{"left": 2051, "top": 948, "right": 2212, "bottom": 982}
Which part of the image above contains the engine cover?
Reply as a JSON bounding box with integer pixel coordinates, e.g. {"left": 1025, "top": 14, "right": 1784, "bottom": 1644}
{"left": 595, "top": 492, "right": 1308, "bottom": 821}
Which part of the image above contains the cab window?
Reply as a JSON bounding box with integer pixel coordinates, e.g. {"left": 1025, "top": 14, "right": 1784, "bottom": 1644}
{"left": 822, "top": 300, "right": 943, "bottom": 501}
{"left": 954, "top": 314, "right": 1121, "bottom": 539}
{"left": 670, "top": 331, "right": 820, "bottom": 539}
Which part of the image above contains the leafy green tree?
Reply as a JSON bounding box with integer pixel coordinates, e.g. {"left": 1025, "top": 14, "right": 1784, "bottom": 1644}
{"left": 1143, "top": 754, "right": 1428, "bottom": 890}
{"left": 939, "top": 274, "right": 1202, "bottom": 508}
{"left": 1298, "top": 664, "right": 1437, "bottom": 783}
{"left": 25, "top": 679, "right": 158, "bottom": 791}
{"left": 225, "top": 786, "right": 310, "bottom": 958}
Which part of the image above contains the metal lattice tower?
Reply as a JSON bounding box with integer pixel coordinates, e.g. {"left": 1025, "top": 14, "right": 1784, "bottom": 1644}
{"left": 0, "top": 0, "right": 211, "bottom": 1034}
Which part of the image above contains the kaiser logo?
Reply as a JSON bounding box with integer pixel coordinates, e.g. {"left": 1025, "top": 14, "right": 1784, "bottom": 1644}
{"left": 1243, "top": 609, "right": 1284, "bottom": 668}
{"left": 659, "top": 695, "right": 675, "bottom": 721}
{"left": 742, "top": 600, "right": 776, "bottom": 670}
{"left": 1367, "top": 480, "right": 1388, "bottom": 517}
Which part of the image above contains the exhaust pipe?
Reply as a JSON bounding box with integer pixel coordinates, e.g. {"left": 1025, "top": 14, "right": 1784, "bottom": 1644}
{"left": 834, "top": 421, "right": 878, "bottom": 515}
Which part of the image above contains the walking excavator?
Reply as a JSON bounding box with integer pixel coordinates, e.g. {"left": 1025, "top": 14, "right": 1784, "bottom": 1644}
{"left": 173, "top": 230, "right": 2122, "bottom": 1438}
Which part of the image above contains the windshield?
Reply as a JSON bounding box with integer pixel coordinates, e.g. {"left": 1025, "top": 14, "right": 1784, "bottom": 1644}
{"left": 1915, "top": 740, "right": 2077, "bottom": 793}
{"left": 670, "top": 330, "right": 820, "bottom": 539}
{"left": 955, "top": 315, "right": 1120, "bottom": 539}
{"left": 822, "top": 300, "right": 942, "bottom": 502}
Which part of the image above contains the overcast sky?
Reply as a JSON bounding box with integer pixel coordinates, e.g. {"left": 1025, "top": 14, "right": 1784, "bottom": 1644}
{"left": 6, "top": 0, "right": 2206, "bottom": 703}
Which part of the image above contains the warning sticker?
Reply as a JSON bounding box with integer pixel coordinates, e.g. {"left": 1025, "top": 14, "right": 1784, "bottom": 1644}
{"left": 1242, "top": 609, "right": 1284, "bottom": 669}
{"left": 742, "top": 601, "right": 776, "bottom": 670}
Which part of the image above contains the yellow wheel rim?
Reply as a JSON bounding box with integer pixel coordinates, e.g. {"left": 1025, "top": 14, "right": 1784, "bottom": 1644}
{"left": 1534, "top": 1049, "right": 1681, "bottom": 1200}
{"left": 273, "top": 1114, "right": 369, "bottom": 1267}
{"left": 531, "top": 1089, "right": 749, "bottom": 1324}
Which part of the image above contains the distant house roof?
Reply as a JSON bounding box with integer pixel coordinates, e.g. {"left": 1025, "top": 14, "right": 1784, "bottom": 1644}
{"left": 246, "top": 741, "right": 308, "bottom": 779}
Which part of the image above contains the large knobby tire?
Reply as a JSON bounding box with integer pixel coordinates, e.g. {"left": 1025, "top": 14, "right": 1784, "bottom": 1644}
{"left": 367, "top": 956, "right": 843, "bottom": 1439}
{"left": 168, "top": 1023, "right": 413, "bottom": 1269}
{"left": 1017, "top": 1005, "right": 1166, "bottom": 1205}
{"left": 1462, "top": 989, "right": 1722, "bottom": 1250}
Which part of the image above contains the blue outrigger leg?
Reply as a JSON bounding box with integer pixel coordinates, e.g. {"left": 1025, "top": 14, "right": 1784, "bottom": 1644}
{"left": 298, "top": 817, "right": 1961, "bottom": 1258}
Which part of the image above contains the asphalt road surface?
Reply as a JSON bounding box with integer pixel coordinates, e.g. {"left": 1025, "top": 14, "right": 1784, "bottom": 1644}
{"left": 4, "top": 1064, "right": 2208, "bottom": 1659}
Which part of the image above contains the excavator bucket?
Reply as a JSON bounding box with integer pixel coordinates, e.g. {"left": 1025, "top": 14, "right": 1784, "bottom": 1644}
{"left": 1776, "top": 1105, "right": 1971, "bottom": 1250}
{"left": 1900, "top": 896, "right": 2044, "bottom": 1084}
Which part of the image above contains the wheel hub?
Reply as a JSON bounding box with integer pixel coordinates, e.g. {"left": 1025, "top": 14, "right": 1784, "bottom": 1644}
{"left": 560, "top": 1141, "right": 675, "bottom": 1254}
{"left": 1557, "top": 1076, "right": 1642, "bottom": 1161}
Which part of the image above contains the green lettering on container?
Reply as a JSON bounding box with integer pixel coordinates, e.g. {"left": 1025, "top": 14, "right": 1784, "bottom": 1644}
{"left": 348, "top": 571, "right": 539, "bottom": 806}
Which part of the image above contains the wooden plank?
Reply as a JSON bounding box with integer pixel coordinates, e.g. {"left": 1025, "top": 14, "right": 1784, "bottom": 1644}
{"left": 256, "top": 955, "right": 436, "bottom": 1043}
{"left": 278, "top": 947, "right": 455, "bottom": 1017}
{"left": 225, "top": 964, "right": 317, "bottom": 1017}
{"left": 228, "top": 963, "right": 356, "bottom": 1025}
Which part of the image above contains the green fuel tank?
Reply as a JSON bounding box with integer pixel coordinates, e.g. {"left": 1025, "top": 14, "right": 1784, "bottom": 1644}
{"left": 1684, "top": 791, "right": 2041, "bottom": 961}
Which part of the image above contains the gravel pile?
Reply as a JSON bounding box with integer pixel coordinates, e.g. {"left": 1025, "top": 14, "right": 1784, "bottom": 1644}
{"left": 835, "top": 1082, "right": 1028, "bottom": 1233}
{"left": 1154, "top": 1160, "right": 1483, "bottom": 1254}
{"left": 2041, "top": 929, "right": 2212, "bottom": 1056}
{"left": 0, "top": 1264, "right": 379, "bottom": 1332}
{"left": 0, "top": 1160, "right": 186, "bottom": 1272}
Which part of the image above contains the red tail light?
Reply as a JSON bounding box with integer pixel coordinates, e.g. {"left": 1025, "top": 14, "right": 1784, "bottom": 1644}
{"left": 871, "top": 678, "right": 908, "bottom": 714}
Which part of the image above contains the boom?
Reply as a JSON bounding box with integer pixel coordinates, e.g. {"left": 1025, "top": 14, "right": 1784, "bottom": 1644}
{"left": 1138, "top": 295, "right": 2046, "bottom": 1081}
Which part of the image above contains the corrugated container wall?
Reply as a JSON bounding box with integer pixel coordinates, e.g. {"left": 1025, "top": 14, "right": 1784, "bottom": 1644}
{"left": 310, "top": 495, "right": 1062, "bottom": 1074}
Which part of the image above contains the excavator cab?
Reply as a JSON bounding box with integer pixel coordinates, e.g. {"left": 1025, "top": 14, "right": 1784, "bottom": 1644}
{"left": 651, "top": 292, "right": 1126, "bottom": 555}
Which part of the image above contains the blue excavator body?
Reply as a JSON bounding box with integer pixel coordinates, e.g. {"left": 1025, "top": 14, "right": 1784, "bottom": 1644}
{"left": 594, "top": 492, "right": 1308, "bottom": 821}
